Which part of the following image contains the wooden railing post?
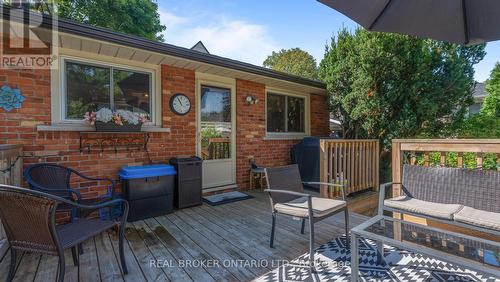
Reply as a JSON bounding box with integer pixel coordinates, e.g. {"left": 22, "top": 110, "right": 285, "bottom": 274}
{"left": 319, "top": 139, "right": 328, "bottom": 197}
{"left": 392, "top": 140, "right": 402, "bottom": 197}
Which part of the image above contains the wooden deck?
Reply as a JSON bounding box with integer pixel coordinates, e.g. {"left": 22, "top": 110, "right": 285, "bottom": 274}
{"left": 0, "top": 191, "right": 368, "bottom": 282}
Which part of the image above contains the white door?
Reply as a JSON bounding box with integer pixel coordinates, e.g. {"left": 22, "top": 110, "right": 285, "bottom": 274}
{"left": 198, "top": 84, "right": 235, "bottom": 189}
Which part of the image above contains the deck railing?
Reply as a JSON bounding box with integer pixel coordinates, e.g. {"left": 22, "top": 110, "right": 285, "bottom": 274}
{"left": 319, "top": 139, "right": 380, "bottom": 198}
{"left": 392, "top": 139, "right": 500, "bottom": 197}
{"left": 0, "top": 144, "right": 23, "bottom": 258}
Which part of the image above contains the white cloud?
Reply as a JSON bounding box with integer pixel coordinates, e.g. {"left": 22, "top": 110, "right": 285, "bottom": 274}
{"left": 158, "top": 10, "right": 189, "bottom": 28}
{"left": 159, "top": 10, "right": 279, "bottom": 66}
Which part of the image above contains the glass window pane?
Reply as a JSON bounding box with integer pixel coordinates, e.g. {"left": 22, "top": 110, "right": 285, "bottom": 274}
{"left": 267, "top": 93, "right": 286, "bottom": 132}
{"left": 113, "top": 69, "right": 151, "bottom": 117}
{"left": 200, "top": 86, "right": 231, "bottom": 160}
{"left": 65, "top": 62, "right": 110, "bottom": 119}
{"left": 200, "top": 86, "right": 231, "bottom": 122}
{"left": 287, "top": 96, "right": 305, "bottom": 132}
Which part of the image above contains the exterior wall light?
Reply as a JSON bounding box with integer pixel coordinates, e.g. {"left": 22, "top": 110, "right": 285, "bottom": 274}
{"left": 245, "top": 95, "right": 259, "bottom": 105}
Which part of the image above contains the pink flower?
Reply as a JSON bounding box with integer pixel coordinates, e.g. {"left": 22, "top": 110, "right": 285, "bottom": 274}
{"left": 114, "top": 115, "right": 123, "bottom": 126}
{"left": 84, "top": 111, "right": 97, "bottom": 125}
{"left": 139, "top": 115, "right": 148, "bottom": 124}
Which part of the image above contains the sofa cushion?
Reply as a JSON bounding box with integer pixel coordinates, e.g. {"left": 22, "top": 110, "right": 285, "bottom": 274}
{"left": 384, "top": 196, "right": 463, "bottom": 220}
{"left": 453, "top": 206, "right": 500, "bottom": 231}
{"left": 274, "top": 196, "right": 346, "bottom": 218}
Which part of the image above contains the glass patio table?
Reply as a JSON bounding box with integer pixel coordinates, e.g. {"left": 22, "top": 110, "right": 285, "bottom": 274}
{"left": 350, "top": 215, "right": 500, "bottom": 281}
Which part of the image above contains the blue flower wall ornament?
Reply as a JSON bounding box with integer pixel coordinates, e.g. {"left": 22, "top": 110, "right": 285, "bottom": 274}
{"left": 0, "top": 85, "right": 25, "bottom": 112}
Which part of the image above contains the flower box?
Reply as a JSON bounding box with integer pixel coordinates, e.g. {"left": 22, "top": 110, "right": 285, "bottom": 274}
{"left": 85, "top": 108, "right": 148, "bottom": 132}
{"left": 95, "top": 121, "right": 142, "bottom": 132}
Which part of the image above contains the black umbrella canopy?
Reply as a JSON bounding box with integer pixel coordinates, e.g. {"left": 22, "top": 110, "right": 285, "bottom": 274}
{"left": 318, "top": 0, "right": 500, "bottom": 45}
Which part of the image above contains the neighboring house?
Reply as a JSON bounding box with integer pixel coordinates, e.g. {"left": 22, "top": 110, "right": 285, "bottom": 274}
{"left": 468, "top": 82, "right": 488, "bottom": 116}
{"left": 191, "top": 41, "right": 210, "bottom": 54}
{"left": 0, "top": 7, "right": 329, "bottom": 194}
{"left": 329, "top": 113, "right": 342, "bottom": 137}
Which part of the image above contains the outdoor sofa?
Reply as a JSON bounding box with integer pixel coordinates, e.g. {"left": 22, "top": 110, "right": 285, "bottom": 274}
{"left": 379, "top": 164, "right": 500, "bottom": 236}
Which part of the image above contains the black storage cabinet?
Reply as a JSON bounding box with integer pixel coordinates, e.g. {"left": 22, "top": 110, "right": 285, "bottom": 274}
{"left": 169, "top": 156, "right": 203, "bottom": 209}
{"left": 119, "top": 164, "right": 176, "bottom": 221}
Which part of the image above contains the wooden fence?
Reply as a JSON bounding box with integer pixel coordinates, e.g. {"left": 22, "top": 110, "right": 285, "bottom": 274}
{"left": 319, "top": 139, "right": 380, "bottom": 198}
{"left": 0, "top": 145, "right": 23, "bottom": 258}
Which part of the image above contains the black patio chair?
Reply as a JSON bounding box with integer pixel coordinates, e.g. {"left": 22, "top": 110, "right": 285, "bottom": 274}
{"left": 264, "top": 164, "right": 349, "bottom": 267}
{"left": 24, "top": 163, "right": 116, "bottom": 219}
{"left": 0, "top": 184, "right": 128, "bottom": 282}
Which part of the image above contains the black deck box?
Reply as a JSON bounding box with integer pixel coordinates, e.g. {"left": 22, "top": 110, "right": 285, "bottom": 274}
{"left": 119, "top": 164, "right": 176, "bottom": 221}
{"left": 170, "top": 156, "right": 203, "bottom": 209}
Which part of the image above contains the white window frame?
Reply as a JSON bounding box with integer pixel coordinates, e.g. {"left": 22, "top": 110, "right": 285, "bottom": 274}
{"left": 265, "top": 88, "right": 310, "bottom": 139}
{"left": 53, "top": 53, "right": 160, "bottom": 126}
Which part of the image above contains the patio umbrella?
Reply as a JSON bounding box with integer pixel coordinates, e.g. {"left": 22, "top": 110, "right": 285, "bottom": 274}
{"left": 318, "top": 0, "right": 500, "bottom": 45}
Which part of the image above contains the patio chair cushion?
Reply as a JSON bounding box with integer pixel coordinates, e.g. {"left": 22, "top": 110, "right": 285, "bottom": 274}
{"left": 274, "top": 196, "right": 346, "bottom": 218}
{"left": 384, "top": 196, "right": 463, "bottom": 220}
{"left": 453, "top": 206, "right": 500, "bottom": 231}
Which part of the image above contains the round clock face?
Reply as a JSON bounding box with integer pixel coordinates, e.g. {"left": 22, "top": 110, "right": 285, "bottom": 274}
{"left": 170, "top": 94, "right": 191, "bottom": 115}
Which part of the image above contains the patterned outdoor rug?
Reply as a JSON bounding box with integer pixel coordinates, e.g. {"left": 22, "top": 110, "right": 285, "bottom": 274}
{"left": 253, "top": 235, "right": 498, "bottom": 282}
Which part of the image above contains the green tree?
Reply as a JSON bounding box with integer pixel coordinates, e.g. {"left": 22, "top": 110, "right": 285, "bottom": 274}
{"left": 9, "top": 0, "right": 166, "bottom": 42}
{"left": 319, "top": 28, "right": 485, "bottom": 150}
{"left": 452, "top": 63, "right": 500, "bottom": 140}
{"left": 481, "top": 63, "right": 500, "bottom": 117}
{"left": 263, "top": 48, "right": 318, "bottom": 80}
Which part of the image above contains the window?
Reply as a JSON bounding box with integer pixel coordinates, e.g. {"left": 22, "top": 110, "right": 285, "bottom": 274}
{"left": 267, "top": 92, "right": 306, "bottom": 133}
{"left": 64, "top": 60, "right": 152, "bottom": 120}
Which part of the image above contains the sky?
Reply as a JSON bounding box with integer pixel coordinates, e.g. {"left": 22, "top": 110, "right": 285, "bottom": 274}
{"left": 157, "top": 0, "right": 500, "bottom": 82}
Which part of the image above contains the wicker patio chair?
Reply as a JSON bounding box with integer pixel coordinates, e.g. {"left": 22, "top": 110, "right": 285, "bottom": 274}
{"left": 24, "top": 163, "right": 116, "bottom": 219}
{"left": 264, "top": 164, "right": 349, "bottom": 267}
{"left": 0, "top": 184, "right": 129, "bottom": 282}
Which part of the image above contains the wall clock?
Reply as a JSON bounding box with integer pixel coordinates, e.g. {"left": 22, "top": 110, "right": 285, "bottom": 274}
{"left": 170, "top": 93, "right": 191, "bottom": 115}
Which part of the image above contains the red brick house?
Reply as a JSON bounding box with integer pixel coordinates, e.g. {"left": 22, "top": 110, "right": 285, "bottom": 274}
{"left": 0, "top": 9, "right": 329, "bottom": 197}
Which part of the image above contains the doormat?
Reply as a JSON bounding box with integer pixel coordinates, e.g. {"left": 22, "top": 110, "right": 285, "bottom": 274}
{"left": 203, "top": 191, "right": 253, "bottom": 206}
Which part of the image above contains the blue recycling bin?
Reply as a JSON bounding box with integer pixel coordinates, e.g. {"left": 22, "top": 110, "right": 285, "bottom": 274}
{"left": 119, "top": 164, "right": 177, "bottom": 221}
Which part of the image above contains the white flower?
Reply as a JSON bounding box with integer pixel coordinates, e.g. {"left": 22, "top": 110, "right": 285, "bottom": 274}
{"left": 95, "top": 108, "right": 113, "bottom": 123}
{"left": 116, "top": 109, "right": 140, "bottom": 125}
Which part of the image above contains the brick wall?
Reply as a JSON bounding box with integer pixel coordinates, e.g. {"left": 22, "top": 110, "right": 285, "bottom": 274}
{"left": 235, "top": 80, "right": 330, "bottom": 189}
{"left": 310, "top": 93, "right": 331, "bottom": 136}
{"left": 0, "top": 65, "right": 195, "bottom": 201}
{"left": 160, "top": 65, "right": 197, "bottom": 156}
{"left": 0, "top": 66, "right": 329, "bottom": 195}
{"left": 236, "top": 79, "right": 311, "bottom": 189}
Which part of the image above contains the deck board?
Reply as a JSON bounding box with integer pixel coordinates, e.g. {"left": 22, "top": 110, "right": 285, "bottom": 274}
{"left": 78, "top": 238, "right": 103, "bottom": 282}
{"left": 132, "top": 220, "right": 192, "bottom": 281}
{"left": 142, "top": 218, "right": 213, "bottom": 282}
{"left": 108, "top": 229, "right": 147, "bottom": 282}
{"left": 0, "top": 190, "right": 367, "bottom": 282}
{"left": 95, "top": 232, "right": 124, "bottom": 282}
{"left": 154, "top": 215, "right": 235, "bottom": 281}
{"left": 12, "top": 252, "right": 40, "bottom": 282}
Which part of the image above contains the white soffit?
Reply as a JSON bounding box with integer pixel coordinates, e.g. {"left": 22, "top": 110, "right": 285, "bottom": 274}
{"left": 56, "top": 32, "right": 327, "bottom": 95}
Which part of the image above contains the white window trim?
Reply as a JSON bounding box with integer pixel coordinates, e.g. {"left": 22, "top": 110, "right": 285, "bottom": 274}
{"left": 265, "top": 87, "right": 310, "bottom": 140}
{"left": 50, "top": 50, "right": 162, "bottom": 128}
